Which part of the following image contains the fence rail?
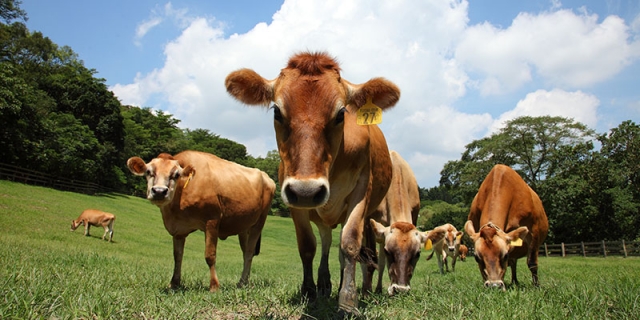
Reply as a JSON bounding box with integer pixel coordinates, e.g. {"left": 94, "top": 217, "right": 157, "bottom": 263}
{"left": 0, "top": 163, "right": 109, "bottom": 195}
{"left": 540, "top": 240, "right": 640, "bottom": 258}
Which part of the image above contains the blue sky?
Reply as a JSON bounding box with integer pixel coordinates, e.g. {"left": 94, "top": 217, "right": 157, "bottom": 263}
{"left": 21, "top": 0, "right": 640, "bottom": 188}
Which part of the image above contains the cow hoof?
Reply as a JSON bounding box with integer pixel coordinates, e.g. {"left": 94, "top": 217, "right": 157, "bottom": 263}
{"left": 301, "top": 286, "right": 318, "bottom": 302}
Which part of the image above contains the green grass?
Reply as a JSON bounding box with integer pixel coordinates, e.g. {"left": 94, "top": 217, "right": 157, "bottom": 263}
{"left": 1, "top": 179, "right": 639, "bottom": 319}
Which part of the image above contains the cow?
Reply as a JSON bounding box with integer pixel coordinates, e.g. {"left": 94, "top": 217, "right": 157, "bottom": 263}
{"left": 127, "top": 151, "right": 276, "bottom": 292}
{"left": 458, "top": 244, "right": 469, "bottom": 261}
{"left": 425, "top": 223, "right": 463, "bottom": 274}
{"left": 464, "top": 164, "right": 549, "bottom": 290}
{"left": 225, "top": 51, "right": 400, "bottom": 314}
{"left": 369, "top": 151, "right": 445, "bottom": 295}
{"left": 71, "top": 209, "right": 115, "bottom": 242}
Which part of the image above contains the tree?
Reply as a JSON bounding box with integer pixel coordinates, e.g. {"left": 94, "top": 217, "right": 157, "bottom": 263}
{"left": 440, "top": 116, "right": 594, "bottom": 205}
{"left": 0, "top": 0, "right": 26, "bottom": 24}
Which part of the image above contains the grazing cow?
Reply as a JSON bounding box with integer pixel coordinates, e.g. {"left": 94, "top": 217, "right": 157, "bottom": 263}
{"left": 464, "top": 164, "right": 549, "bottom": 289}
{"left": 458, "top": 244, "right": 469, "bottom": 261}
{"left": 425, "top": 223, "right": 463, "bottom": 274}
{"left": 369, "top": 151, "right": 445, "bottom": 295}
{"left": 71, "top": 209, "right": 115, "bottom": 242}
{"left": 127, "top": 151, "right": 276, "bottom": 292}
{"left": 226, "top": 51, "right": 400, "bottom": 313}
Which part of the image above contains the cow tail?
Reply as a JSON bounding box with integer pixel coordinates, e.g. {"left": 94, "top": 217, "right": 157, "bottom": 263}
{"left": 254, "top": 234, "right": 261, "bottom": 256}
{"left": 426, "top": 250, "right": 435, "bottom": 261}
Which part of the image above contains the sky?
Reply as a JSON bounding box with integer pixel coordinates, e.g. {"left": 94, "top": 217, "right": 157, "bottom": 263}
{"left": 21, "top": 0, "right": 640, "bottom": 188}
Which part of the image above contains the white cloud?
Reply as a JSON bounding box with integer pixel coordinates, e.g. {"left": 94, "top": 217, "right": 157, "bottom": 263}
{"left": 490, "top": 89, "right": 600, "bottom": 133}
{"left": 456, "top": 8, "right": 640, "bottom": 93}
{"left": 112, "top": 0, "right": 639, "bottom": 187}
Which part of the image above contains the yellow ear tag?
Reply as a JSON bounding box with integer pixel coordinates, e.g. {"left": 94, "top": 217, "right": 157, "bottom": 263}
{"left": 356, "top": 98, "right": 382, "bottom": 125}
{"left": 424, "top": 239, "right": 432, "bottom": 251}
{"left": 510, "top": 238, "right": 523, "bottom": 247}
{"left": 183, "top": 172, "right": 194, "bottom": 189}
{"left": 456, "top": 234, "right": 462, "bottom": 242}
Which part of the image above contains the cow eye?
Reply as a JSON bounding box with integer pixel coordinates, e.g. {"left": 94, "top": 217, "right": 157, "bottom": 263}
{"left": 172, "top": 171, "right": 181, "bottom": 180}
{"left": 272, "top": 105, "right": 283, "bottom": 123}
{"left": 335, "top": 107, "right": 346, "bottom": 125}
{"left": 146, "top": 169, "right": 154, "bottom": 177}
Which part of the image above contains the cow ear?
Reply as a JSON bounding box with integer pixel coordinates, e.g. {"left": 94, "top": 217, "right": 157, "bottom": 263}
{"left": 225, "top": 69, "right": 274, "bottom": 106}
{"left": 464, "top": 220, "right": 479, "bottom": 241}
{"left": 506, "top": 226, "right": 529, "bottom": 247}
{"left": 181, "top": 165, "right": 195, "bottom": 178}
{"left": 127, "top": 157, "right": 147, "bottom": 176}
{"left": 345, "top": 77, "right": 400, "bottom": 110}
{"left": 370, "top": 219, "right": 388, "bottom": 243}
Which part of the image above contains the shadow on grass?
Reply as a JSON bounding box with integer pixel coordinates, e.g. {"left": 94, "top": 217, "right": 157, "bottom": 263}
{"left": 287, "top": 289, "right": 376, "bottom": 320}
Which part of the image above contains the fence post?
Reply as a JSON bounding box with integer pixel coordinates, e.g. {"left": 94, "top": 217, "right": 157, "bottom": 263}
{"left": 544, "top": 243, "right": 548, "bottom": 257}
{"left": 581, "top": 241, "right": 586, "bottom": 257}
{"left": 622, "top": 240, "right": 628, "bottom": 258}
{"left": 561, "top": 243, "right": 565, "bottom": 257}
{"left": 602, "top": 240, "right": 607, "bottom": 258}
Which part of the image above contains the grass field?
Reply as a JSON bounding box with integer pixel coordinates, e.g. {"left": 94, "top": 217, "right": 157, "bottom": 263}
{"left": 1, "top": 179, "right": 639, "bottom": 319}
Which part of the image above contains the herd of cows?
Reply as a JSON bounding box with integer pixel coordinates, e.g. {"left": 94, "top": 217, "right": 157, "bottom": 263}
{"left": 70, "top": 52, "right": 549, "bottom": 315}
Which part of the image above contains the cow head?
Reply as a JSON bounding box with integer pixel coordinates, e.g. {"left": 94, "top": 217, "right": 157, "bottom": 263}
{"left": 458, "top": 244, "right": 468, "bottom": 261}
{"left": 127, "top": 153, "right": 195, "bottom": 207}
{"left": 464, "top": 220, "right": 528, "bottom": 290}
{"left": 70, "top": 220, "right": 82, "bottom": 231}
{"left": 441, "top": 224, "right": 463, "bottom": 254}
{"left": 226, "top": 52, "right": 400, "bottom": 209}
{"left": 370, "top": 220, "right": 445, "bottom": 295}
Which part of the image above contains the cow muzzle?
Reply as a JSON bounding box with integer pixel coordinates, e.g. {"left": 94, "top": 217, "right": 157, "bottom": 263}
{"left": 484, "top": 280, "right": 506, "bottom": 291}
{"left": 388, "top": 284, "right": 411, "bottom": 296}
{"left": 281, "top": 178, "right": 329, "bottom": 208}
{"left": 149, "top": 186, "right": 169, "bottom": 201}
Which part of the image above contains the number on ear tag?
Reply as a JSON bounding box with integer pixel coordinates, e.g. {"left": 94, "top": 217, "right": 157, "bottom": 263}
{"left": 510, "top": 238, "right": 523, "bottom": 247}
{"left": 424, "top": 239, "right": 432, "bottom": 251}
{"left": 357, "top": 98, "right": 382, "bottom": 125}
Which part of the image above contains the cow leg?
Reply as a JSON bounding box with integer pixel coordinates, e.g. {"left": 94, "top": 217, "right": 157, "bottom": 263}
{"left": 205, "top": 220, "right": 220, "bottom": 292}
{"left": 443, "top": 254, "right": 450, "bottom": 272}
{"left": 316, "top": 222, "right": 333, "bottom": 297}
{"left": 291, "top": 209, "right": 317, "bottom": 300}
{"left": 170, "top": 235, "right": 187, "bottom": 290}
{"left": 510, "top": 258, "right": 519, "bottom": 286}
{"left": 375, "top": 242, "right": 385, "bottom": 294}
{"left": 338, "top": 211, "right": 366, "bottom": 314}
{"left": 451, "top": 255, "right": 457, "bottom": 272}
{"left": 360, "top": 221, "right": 378, "bottom": 296}
{"left": 102, "top": 225, "right": 109, "bottom": 241}
{"left": 83, "top": 221, "right": 90, "bottom": 237}
{"left": 436, "top": 252, "right": 445, "bottom": 274}
{"left": 528, "top": 247, "right": 540, "bottom": 287}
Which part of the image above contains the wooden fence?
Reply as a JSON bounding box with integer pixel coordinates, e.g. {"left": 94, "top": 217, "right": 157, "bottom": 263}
{"left": 0, "top": 163, "right": 111, "bottom": 195}
{"left": 540, "top": 240, "right": 640, "bottom": 258}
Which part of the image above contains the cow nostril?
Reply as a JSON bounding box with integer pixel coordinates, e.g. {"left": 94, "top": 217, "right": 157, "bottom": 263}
{"left": 284, "top": 185, "right": 298, "bottom": 204}
{"left": 313, "top": 185, "right": 327, "bottom": 204}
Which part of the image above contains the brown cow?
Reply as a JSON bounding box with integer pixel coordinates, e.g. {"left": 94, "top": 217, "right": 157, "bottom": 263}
{"left": 226, "top": 51, "right": 400, "bottom": 313}
{"left": 71, "top": 209, "right": 115, "bottom": 242}
{"left": 425, "top": 223, "right": 463, "bottom": 274}
{"left": 127, "top": 151, "right": 276, "bottom": 292}
{"left": 370, "top": 151, "right": 445, "bottom": 295}
{"left": 458, "top": 244, "right": 469, "bottom": 261}
{"left": 464, "top": 164, "right": 549, "bottom": 289}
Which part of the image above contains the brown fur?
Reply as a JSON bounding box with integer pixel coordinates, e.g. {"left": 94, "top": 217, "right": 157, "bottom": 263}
{"left": 127, "top": 150, "right": 276, "bottom": 292}
{"left": 464, "top": 164, "right": 549, "bottom": 289}
{"left": 425, "top": 223, "right": 463, "bottom": 274}
{"left": 70, "top": 209, "right": 115, "bottom": 242}
{"left": 226, "top": 52, "right": 400, "bottom": 313}
{"left": 458, "top": 244, "right": 469, "bottom": 261}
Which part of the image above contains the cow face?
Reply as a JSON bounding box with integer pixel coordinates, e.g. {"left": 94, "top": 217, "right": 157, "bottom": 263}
{"left": 127, "top": 154, "right": 195, "bottom": 206}
{"left": 70, "top": 220, "right": 82, "bottom": 231}
{"left": 464, "top": 221, "right": 528, "bottom": 290}
{"left": 371, "top": 220, "right": 445, "bottom": 295}
{"left": 226, "top": 52, "right": 400, "bottom": 209}
{"left": 442, "top": 226, "right": 463, "bottom": 254}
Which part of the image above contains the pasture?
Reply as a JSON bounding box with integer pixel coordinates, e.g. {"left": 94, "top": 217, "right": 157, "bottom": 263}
{"left": 1, "top": 179, "right": 639, "bottom": 319}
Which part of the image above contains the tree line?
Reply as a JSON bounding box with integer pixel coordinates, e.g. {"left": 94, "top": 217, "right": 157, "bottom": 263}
{"left": 2, "top": 1, "right": 638, "bottom": 242}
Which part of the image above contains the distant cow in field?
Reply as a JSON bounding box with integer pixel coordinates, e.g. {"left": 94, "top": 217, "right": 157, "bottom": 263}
{"left": 425, "top": 223, "right": 463, "bottom": 274}
{"left": 464, "top": 164, "right": 549, "bottom": 289}
{"left": 127, "top": 150, "right": 276, "bottom": 292}
{"left": 226, "top": 51, "right": 400, "bottom": 314}
{"left": 369, "top": 151, "right": 445, "bottom": 295}
{"left": 458, "top": 244, "right": 469, "bottom": 261}
{"left": 70, "top": 209, "right": 115, "bottom": 242}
